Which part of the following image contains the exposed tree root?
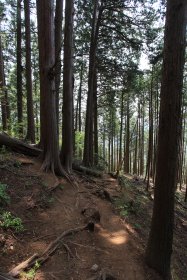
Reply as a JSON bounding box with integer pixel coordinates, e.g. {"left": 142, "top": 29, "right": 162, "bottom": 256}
{"left": 8, "top": 222, "right": 95, "bottom": 277}
{"left": 0, "top": 133, "right": 78, "bottom": 189}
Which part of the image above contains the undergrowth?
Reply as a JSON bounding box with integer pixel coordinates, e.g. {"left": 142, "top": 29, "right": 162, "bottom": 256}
{"left": 20, "top": 261, "right": 40, "bottom": 280}
{"left": 0, "top": 183, "right": 10, "bottom": 206}
{"left": 0, "top": 211, "right": 24, "bottom": 232}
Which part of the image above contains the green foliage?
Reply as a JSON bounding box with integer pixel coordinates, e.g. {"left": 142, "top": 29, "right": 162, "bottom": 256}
{"left": 74, "top": 131, "right": 84, "bottom": 159}
{"left": 21, "top": 261, "right": 40, "bottom": 280}
{"left": 120, "top": 209, "right": 129, "bottom": 217}
{"left": 47, "top": 197, "right": 55, "bottom": 204}
{"left": 133, "top": 223, "right": 142, "bottom": 230}
{"left": 59, "top": 184, "right": 64, "bottom": 190}
{"left": 118, "top": 176, "right": 133, "bottom": 189}
{"left": 0, "top": 211, "right": 24, "bottom": 232}
{"left": 13, "top": 160, "right": 22, "bottom": 168}
{"left": 115, "top": 195, "right": 141, "bottom": 217}
{"left": 0, "top": 146, "right": 9, "bottom": 155}
{"left": 94, "top": 154, "right": 108, "bottom": 171}
{"left": 0, "top": 183, "right": 10, "bottom": 206}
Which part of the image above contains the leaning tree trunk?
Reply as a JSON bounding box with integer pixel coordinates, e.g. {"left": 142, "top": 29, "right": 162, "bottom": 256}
{"left": 37, "top": 0, "right": 64, "bottom": 175}
{"left": 60, "top": 0, "right": 74, "bottom": 174}
{"left": 145, "top": 0, "right": 187, "bottom": 278}
{"left": 24, "top": 0, "right": 35, "bottom": 143}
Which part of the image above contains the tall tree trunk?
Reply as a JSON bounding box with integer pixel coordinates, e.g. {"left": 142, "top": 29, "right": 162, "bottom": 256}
{"left": 55, "top": 0, "right": 63, "bottom": 135}
{"left": 17, "top": 0, "right": 23, "bottom": 136}
{"left": 0, "top": 35, "right": 9, "bottom": 131}
{"left": 78, "top": 63, "right": 83, "bottom": 133}
{"left": 108, "top": 136, "right": 111, "bottom": 172}
{"left": 75, "top": 60, "right": 83, "bottom": 134}
{"left": 83, "top": 0, "right": 103, "bottom": 166}
{"left": 60, "top": 0, "right": 74, "bottom": 173}
{"left": 140, "top": 102, "right": 144, "bottom": 176}
{"left": 124, "top": 93, "right": 130, "bottom": 173}
{"left": 133, "top": 125, "right": 138, "bottom": 174}
{"left": 145, "top": 67, "right": 154, "bottom": 189}
{"left": 37, "top": 0, "right": 63, "bottom": 175}
{"left": 116, "top": 90, "right": 124, "bottom": 175}
{"left": 145, "top": 1, "right": 187, "bottom": 278}
{"left": 24, "top": 0, "right": 35, "bottom": 143}
{"left": 93, "top": 68, "right": 98, "bottom": 166}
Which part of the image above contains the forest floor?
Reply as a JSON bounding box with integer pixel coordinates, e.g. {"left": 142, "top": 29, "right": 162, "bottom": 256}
{"left": 0, "top": 152, "right": 186, "bottom": 280}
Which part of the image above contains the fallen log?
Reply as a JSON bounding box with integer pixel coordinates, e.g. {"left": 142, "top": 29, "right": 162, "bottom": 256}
{"left": 73, "top": 164, "right": 102, "bottom": 177}
{"left": 0, "top": 134, "right": 103, "bottom": 179}
{"left": 0, "top": 133, "right": 78, "bottom": 189}
{"left": 0, "top": 133, "right": 41, "bottom": 157}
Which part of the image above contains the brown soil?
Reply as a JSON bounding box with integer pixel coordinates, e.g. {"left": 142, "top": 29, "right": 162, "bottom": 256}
{"left": 0, "top": 153, "right": 186, "bottom": 280}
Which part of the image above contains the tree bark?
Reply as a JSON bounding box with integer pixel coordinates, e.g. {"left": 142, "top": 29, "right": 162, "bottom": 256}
{"left": 37, "top": 0, "right": 64, "bottom": 175}
{"left": 124, "top": 93, "right": 130, "bottom": 173}
{"left": 145, "top": 67, "right": 154, "bottom": 189}
{"left": 17, "top": 0, "right": 23, "bottom": 136}
{"left": 145, "top": 0, "right": 187, "bottom": 278}
{"left": 93, "top": 68, "right": 98, "bottom": 166}
{"left": 55, "top": 0, "right": 63, "bottom": 135}
{"left": 60, "top": 0, "right": 74, "bottom": 173}
{"left": 83, "top": 0, "right": 103, "bottom": 167}
{"left": 24, "top": 0, "right": 35, "bottom": 143}
{"left": 0, "top": 35, "right": 9, "bottom": 131}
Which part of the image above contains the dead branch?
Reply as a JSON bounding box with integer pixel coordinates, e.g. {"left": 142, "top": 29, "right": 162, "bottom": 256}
{"left": 8, "top": 222, "right": 94, "bottom": 277}
{"left": 8, "top": 254, "right": 38, "bottom": 277}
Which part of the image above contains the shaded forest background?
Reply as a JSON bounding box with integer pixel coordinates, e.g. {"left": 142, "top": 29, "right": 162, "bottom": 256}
{"left": 0, "top": 1, "right": 186, "bottom": 280}
{"left": 1, "top": 0, "right": 186, "bottom": 197}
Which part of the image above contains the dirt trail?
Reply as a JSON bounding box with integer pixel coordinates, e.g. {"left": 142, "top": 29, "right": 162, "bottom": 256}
{"left": 0, "top": 157, "right": 161, "bottom": 280}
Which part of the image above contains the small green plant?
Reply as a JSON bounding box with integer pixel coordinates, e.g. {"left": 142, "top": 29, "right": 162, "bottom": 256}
{"left": 59, "top": 184, "right": 64, "bottom": 190}
{"left": 0, "top": 211, "right": 24, "bottom": 232}
{"left": 13, "top": 160, "right": 22, "bottom": 168}
{"left": 0, "top": 183, "right": 10, "bottom": 206}
{"left": 120, "top": 209, "right": 129, "bottom": 217}
{"left": 0, "top": 146, "right": 8, "bottom": 154}
{"left": 21, "top": 261, "right": 40, "bottom": 280}
{"left": 118, "top": 176, "right": 133, "bottom": 189}
{"left": 133, "top": 223, "right": 141, "bottom": 229}
{"left": 48, "top": 197, "right": 55, "bottom": 204}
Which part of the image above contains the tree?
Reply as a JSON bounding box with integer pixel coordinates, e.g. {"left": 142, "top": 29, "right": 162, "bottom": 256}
{"left": 60, "top": 0, "right": 74, "bottom": 173}
{"left": 36, "top": 0, "right": 63, "bottom": 174}
{"left": 145, "top": 0, "right": 187, "bottom": 279}
{"left": 0, "top": 35, "right": 10, "bottom": 131}
{"left": 83, "top": 0, "right": 103, "bottom": 167}
{"left": 16, "top": 0, "right": 23, "bottom": 136}
{"left": 24, "top": 0, "right": 35, "bottom": 143}
{"left": 55, "top": 0, "right": 63, "bottom": 134}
